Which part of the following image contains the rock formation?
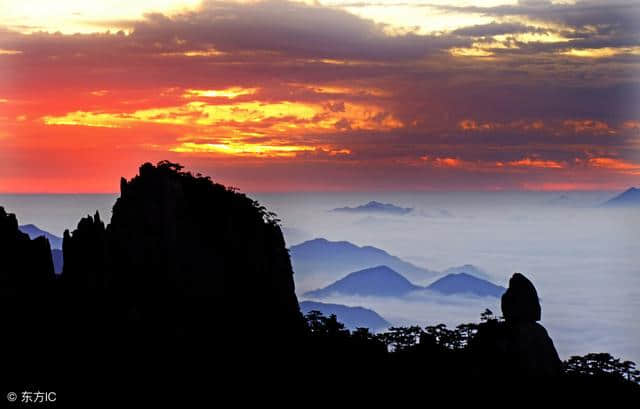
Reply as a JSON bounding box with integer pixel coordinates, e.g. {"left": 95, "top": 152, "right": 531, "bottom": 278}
{"left": 0, "top": 207, "right": 56, "bottom": 378}
{"left": 62, "top": 211, "right": 109, "bottom": 291}
{"left": 60, "top": 161, "right": 304, "bottom": 352}
{"left": 501, "top": 272, "right": 541, "bottom": 323}
{"left": 470, "top": 273, "right": 563, "bottom": 377}
{"left": 0, "top": 206, "right": 54, "bottom": 293}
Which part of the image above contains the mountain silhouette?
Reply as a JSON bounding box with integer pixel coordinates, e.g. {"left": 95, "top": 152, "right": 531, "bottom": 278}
{"left": 304, "top": 265, "right": 421, "bottom": 298}
{"left": 304, "top": 265, "right": 505, "bottom": 299}
{"left": 1, "top": 161, "right": 638, "bottom": 398}
{"left": 16, "top": 224, "right": 63, "bottom": 272}
{"left": 300, "top": 301, "right": 390, "bottom": 331}
{"left": 332, "top": 200, "right": 412, "bottom": 215}
{"left": 61, "top": 161, "right": 304, "bottom": 343}
{"left": 427, "top": 272, "right": 506, "bottom": 297}
{"left": 290, "top": 238, "right": 437, "bottom": 287}
{"left": 602, "top": 187, "right": 640, "bottom": 207}
{"left": 0, "top": 207, "right": 55, "bottom": 293}
{"left": 442, "top": 264, "right": 492, "bottom": 280}
{"left": 1, "top": 161, "right": 306, "bottom": 386}
{"left": 19, "top": 224, "right": 63, "bottom": 250}
{"left": 51, "top": 248, "right": 63, "bottom": 274}
{"left": 470, "top": 273, "right": 562, "bottom": 377}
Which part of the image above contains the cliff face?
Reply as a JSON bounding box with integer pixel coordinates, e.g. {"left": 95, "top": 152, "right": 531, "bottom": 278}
{"left": 0, "top": 207, "right": 56, "bottom": 377}
{"left": 0, "top": 206, "right": 54, "bottom": 293}
{"left": 62, "top": 161, "right": 304, "bottom": 345}
{"left": 62, "top": 211, "right": 109, "bottom": 291}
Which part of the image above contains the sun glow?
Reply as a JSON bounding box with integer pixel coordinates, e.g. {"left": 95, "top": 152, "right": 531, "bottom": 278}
{"left": 42, "top": 99, "right": 402, "bottom": 134}
{"left": 562, "top": 47, "right": 640, "bottom": 58}
{"left": 183, "top": 88, "right": 258, "bottom": 99}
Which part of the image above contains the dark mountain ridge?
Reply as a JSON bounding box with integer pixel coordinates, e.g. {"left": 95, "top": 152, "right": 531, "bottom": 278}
{"left": 19, "top": 224, "right": 63, "bottom": 249}
{"left": 304, "top": 265, "right": 422, "bottom": 298}
{"left": 1, "top": 161, "right": 305, "bottom": 383}
{"left": 304, "top": 266, "right": 505, "bottom": 298}
{"left": 427, "top": 272, "right": 506, "bottom": 298}
{"left": 332, "top": 200, "right": 413, "bottom": 215}
{"left": 602, "top": 187, "right": 640, "bottom": 207}
{"left": 299, "top": 300, "right": 390, "bottom": 331}
{"left": 0, "top": 161, "right": 636, "bottom": 397}
{"left": 290, "top": 238, "right": 438, "bottom": 286}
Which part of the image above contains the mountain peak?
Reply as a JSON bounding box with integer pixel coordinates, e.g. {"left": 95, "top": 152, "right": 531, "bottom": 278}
{"left": 331, "top": 201, "right": 413, "bottom": 215}
{"left": 602, "top": 187, "right": 640, "bottom": 207}
{"left": 18, "top": 224, "right": 63, "bottom": 250}
{"left": 299, "top": 301, "right": 390, "bottom": 331}
{"left": 304, "top": 265, "right": 420, "bottom": 298}
{"left": 427, "top": 272, "right": 505, "bottom": 298}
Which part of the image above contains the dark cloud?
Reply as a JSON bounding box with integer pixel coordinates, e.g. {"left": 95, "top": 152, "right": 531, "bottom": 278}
{"left": 452, "top": 22, "right": 544, "bottom": 37}
{"left": 436, "top": 0, "right": 640, "bottom": 51}
{"left": 1, "top": 0, "right": 638, "bottom": 192}
{"left": 126, "top": 0, "right": 468, "bottom": 61}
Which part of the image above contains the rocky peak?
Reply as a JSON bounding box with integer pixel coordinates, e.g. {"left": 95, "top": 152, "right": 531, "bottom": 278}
{"left": 0, "top": 206, "right": 54, "bottom": 293}
{"left": 501, "top": 272, "right": 542, "bottom": 323}
{"left": 471, "top": 273, "right": 562, "bottom": 377}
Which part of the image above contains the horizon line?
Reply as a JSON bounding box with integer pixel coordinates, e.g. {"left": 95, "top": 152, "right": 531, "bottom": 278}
{"left": 0, "top": 188, "right": 627, "bottom": 195}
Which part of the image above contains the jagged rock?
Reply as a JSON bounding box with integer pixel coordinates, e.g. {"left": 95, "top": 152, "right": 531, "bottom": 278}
{"left": 0, "top": 207, "right": 56, "bottom": 377}
{"left": 61, "top": 161, "right": 304, "bottom": 347}
{"left": 501, "top": 272, "right": 541, "bottom": 323}
{"left": 0, "top": 206, "right": 54, "bottom": 293}
{"left": 62, "top": 211, "right": 109, "bottom": 290}
{"left": 471, "top": 273, "right": 562, "bottom": 377}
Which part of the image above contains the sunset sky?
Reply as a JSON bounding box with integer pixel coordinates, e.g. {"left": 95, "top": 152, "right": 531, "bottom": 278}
{"left": 1, "top": 0, "right": 639, "bottom": 192}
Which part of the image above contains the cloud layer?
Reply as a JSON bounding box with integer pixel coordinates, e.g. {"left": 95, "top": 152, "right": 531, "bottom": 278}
{"left": 0, "top": 0, "right": 638, "bottom": 192}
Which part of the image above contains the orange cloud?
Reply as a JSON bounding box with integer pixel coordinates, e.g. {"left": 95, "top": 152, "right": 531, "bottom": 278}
{"left": 170, "top": 141, "right": 351, "bottom": 158}
{"left": 520, "top": 182, "right": 616, "bottom": 191}
{"left": 459, "top": 119, "right": 496, "bottom": 131}
{"left": 563, "top": 119, "right": 612, "bottom": 133}
{"left": 42, "top": 100, "right": 402, "bottom": 138}
{"left": 419, "top": 155, "right": 567, "bottom": 172}
{"left": 433, "top": 157, "right": 463, "bottom": 167}
{"left": 183, "top": 87, "right": 258, "bottom": 99}
{"left": 458, "top": 119, "right": 544, "bottom": 132}
{"left": 622, "top": 120, "right": 640, "bottom": 129}
{"left": 507, "top": 158, "right": 565, "bottom": 169}
{"left": 588, "top": 157, "right": 640, "bottom": 174}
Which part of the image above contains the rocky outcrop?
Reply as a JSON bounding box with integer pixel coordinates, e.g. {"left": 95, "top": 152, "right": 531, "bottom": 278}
{"left": 0, "top": 206, "right": 54, "bottom": 293}
{"left": 62, "top": 211, "right": 109, "bottom": 291}
{"left": 501, "top": 273, "right": 541, "bottom": 323}
{"left": 0, "top": 207, "right": 56, "bottom": 377}
{"left": 61, "top": 161, "right": 304, "bottom": 348}
{"left": 471, "top": 273, "right": 563, "bottom": 377}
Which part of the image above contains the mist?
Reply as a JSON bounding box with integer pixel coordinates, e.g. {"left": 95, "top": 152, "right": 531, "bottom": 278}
{"left": 255, "top": 191, "right": 640, "bottom": 363}
{"left": 1, "top": 190, "right": 638, "bottom": 363}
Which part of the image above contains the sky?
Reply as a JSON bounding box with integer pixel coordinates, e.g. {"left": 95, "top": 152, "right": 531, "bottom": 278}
{"left": 0, "top": 0, "right": 639, "bottom": 193}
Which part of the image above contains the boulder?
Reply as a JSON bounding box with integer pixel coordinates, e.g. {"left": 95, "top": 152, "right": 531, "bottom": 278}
{"left": 471, "top": 273, "right": 562, "bottom": 377}
{"left": 501, "top": 272, "right": 541, "bottom": 323}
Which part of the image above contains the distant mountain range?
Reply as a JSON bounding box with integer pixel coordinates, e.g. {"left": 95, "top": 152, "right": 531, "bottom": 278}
{"left": 19, "top": 224, "right": 62, "bottom": 249}
{"left": 16, "top": 224, "right": 64, "bottom": 273}
{"left": 442, "top": 264, "right": 492, "bottom": 280}
{"left": 427, "top": 273, "right": 505, "bottom": 298}
{"left": 304, "top": 265, "right": 421, "bottom": 298}
{"left": 303, "top": 265, "right": 505, "bottom": 299}
{"left": 290, "top": 238, "right": 438, "bottom": 287}
{"left": 332, "top": 201, "right": 412, "bottom": 215}
{"left": 602, "top": 187, "right": 640, "bottom": 207}
{"left": 51, "top": 249, "right": 63, "bottom": 274}
{"left": 299, "top": 301, "right": 390, "bottom": 331}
